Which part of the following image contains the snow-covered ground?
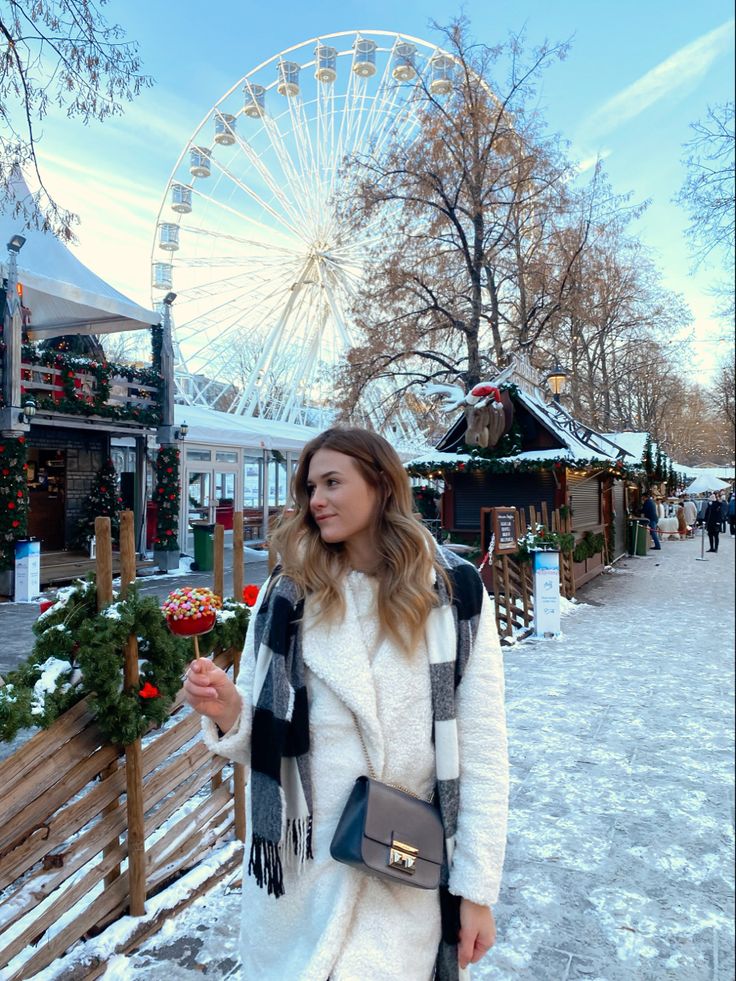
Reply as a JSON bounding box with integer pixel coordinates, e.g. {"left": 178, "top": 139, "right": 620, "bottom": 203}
{"left": 22, "top": 535, "right": 736, "bottom": 979}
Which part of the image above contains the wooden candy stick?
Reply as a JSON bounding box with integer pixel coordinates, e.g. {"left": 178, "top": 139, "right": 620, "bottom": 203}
{"left": 193, "top": 635, "right": 201, "bottom": 659}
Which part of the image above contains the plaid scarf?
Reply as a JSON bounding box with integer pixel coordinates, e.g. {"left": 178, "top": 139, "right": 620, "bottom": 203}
{"left": 248, "top": 548, "right": 484, "bottom": 980}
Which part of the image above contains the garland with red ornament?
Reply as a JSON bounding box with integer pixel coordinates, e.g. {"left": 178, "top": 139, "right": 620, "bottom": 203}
{"left": 20, "top": 343, "right": 162, "bottom": 425}
{"left": 0, "top": 576, "right": 253, "bottom": 744}
{"left": 0, "top": 436, "right": 29, "bottom": 572}
{"left": 154, "top": 445, "right": 181, "bottom": 550}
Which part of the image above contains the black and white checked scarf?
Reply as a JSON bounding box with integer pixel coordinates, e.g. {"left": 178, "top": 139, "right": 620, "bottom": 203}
{"left": 248, "top": 547, "right": 484, "bottom": 980}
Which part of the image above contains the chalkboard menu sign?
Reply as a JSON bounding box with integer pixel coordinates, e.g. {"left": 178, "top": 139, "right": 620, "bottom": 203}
{"left": 492, "top": 507, "right": 518, "bottom": 554}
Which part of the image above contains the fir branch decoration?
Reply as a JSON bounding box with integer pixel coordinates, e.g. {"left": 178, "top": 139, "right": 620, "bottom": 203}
{"left": 0, "top": 576, "right": 252, "bottom": 745}
{"left": 154, "top": 445, "right": 181, "bottom": 550}
{"left": 20, "top": 343, "right": 162, "bottom": 426}
{"left": 514, "top": 524, "right": 575, "bottom": 563}
{"left": 572, "top": 531, "right": 606, "bottom": 564}
{"left": 0, "top": 436, "right": 29, "bottom": 572}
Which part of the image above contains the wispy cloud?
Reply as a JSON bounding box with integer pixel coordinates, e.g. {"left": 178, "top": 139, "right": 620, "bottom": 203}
{"left": 577, "top": 149, "right": 612, "bottom": 173}
{"left": 580, "top": 20, "right": 734, "bottom": 140}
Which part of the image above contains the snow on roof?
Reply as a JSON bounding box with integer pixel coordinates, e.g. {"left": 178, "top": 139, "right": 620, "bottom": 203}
{"left": 1, "top": 169, "right": 157, "bottom": 338}
{"left": 602, "top": 431, "right": 650, "bottom": 462}
{"left": 406, "top": 447, "right": 579, "bottom": 468}
{"left": 174, "top": 403, "right": 321, "bottom": 453}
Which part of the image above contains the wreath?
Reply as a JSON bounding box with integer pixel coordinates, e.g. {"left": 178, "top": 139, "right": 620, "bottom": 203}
{"left": 0, "top": 577, "right": 251, "bottom": 745}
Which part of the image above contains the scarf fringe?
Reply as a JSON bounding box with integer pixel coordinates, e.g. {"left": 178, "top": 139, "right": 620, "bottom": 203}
{"left": 248, "top": 835, "right": 285, "bottom": 898}
{"left": 248, "top": 818, "right": 313, "bottom": 897}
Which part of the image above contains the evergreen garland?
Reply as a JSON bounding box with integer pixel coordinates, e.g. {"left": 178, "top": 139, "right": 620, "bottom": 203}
{"left": 572, "top": 531, "right": 606, "bottom": 563}
{"left": 20, "top": 343, "right": 162, "bottom": 426}
{"left": 73, "top": 459, "right": 123, "bottom": 549}
{"left": 0, "top": 577, "right": 251, "bottom": 745}
{"left": 0, "top": 436, "right": 29, "bottom": 571}
{"left": 154, "top": 445, "right": 181, "bottom": 550}
{"left": 407, "top": 455, "right": 634, "bottom": 479}
{"left": 514, "top": 527, "right": 575, "bottom": 563}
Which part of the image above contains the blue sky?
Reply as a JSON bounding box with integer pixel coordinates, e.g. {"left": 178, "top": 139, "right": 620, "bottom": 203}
{"left": 23, "top": 0, "right": 735, "bottom": 379}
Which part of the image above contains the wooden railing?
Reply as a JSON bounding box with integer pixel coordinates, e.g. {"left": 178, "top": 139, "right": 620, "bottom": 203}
{"left": 20, "top": 355, "right": 161, "bottom": 426}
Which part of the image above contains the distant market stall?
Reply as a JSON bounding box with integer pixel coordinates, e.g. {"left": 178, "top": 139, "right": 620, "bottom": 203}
{"left": 407, "top": 357, "right": 638, "bottom": 587}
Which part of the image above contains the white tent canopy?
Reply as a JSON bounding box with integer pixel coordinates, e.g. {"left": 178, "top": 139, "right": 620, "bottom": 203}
{"left": 1, "top": 170, "right": 157, "bottom": 339}
{"left": 685, "top": 474, "right": 731, "bottom": 495}
{"left": 175, "top": 403, "right": 321, "bottom": 454}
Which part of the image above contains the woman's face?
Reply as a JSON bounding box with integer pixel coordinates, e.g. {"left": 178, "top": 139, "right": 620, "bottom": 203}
{"left": 306, "top": 448, "right": 379, "bottom": 548}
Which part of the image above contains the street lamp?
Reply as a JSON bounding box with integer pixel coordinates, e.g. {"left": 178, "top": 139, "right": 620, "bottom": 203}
{"left": 545, "top": 362, "right": 568, "bottom": 403}
{"left": 19, "top": 396, "right": 37, "bottom": 425}
{"left": 175, "top": 420, "right": 189, "bottom": 441}
{"left": 7, "top": 234, "right": 26, "bottom": 254}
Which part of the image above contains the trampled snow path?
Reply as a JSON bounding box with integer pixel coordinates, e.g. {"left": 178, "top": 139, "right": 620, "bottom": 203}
{"left": 36, "top": 536, "right": 735, "bottom": 980}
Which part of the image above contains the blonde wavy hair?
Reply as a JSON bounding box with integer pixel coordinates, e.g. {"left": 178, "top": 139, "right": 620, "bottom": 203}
{"left": 269, "top": 427, "right": 448, "bottom": 654}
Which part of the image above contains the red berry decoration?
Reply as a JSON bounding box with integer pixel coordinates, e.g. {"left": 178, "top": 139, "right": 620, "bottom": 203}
{"left": 242, "top": 584, "right": 260, "bottom": 607}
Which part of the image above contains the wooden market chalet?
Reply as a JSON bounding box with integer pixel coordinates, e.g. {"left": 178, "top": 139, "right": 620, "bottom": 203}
{"left": 0, "top": 180, "right": 167, "bottom": 596}
{"left": 1, "top": 175, "right": 322, "bottom": 597}
{"left": 407, "top": 356, "right": 637, "bottom": 588}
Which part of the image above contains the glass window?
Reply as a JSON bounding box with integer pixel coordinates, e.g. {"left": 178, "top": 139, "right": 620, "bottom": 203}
{"left": 216, "top": 450, "right": 238, "bottom": 463}
{"left": 243, "top": 454, "right": 263, "bottom": 508}
{"left": 187, "top": 449, "right": 211, "bottom": 462}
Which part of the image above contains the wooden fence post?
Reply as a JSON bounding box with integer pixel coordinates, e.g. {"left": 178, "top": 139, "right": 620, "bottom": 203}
{"left": 94, "top": 517, "right": 123, "bottom": 890}
{"left": 211, "top": 524, "right": 226, "bottom": 792}
{"left": 233, "top": 511, "right": 244, "bottom": 603}
{"left": 95, "top": 517, "right": 113, "bottom": 610}
{"left": 232, "top": 645, "right": 247, "bottom": 843}
{"left": 120, "top": 511, "right": 146, "bottom": 917}
{"left": 213, "top": 523, "right": 225, "bottom": 601}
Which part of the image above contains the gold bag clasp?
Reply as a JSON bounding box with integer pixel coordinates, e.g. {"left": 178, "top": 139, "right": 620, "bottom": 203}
{"left": 388, "top": 839, "right": 418, "bottom": 874}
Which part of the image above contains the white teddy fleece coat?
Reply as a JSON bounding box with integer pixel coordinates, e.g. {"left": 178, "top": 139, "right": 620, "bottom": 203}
{"left": 202, "top": 570, "right": 508, "bottom": 981}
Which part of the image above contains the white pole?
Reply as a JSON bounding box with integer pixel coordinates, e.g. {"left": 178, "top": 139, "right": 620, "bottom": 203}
{"left": 696, "top": 520, "right": 707, "bottom": 561}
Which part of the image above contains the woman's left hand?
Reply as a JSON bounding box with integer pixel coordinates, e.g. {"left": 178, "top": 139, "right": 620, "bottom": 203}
{"left": 458, "top": 898, "right": 496, "bottom": 970}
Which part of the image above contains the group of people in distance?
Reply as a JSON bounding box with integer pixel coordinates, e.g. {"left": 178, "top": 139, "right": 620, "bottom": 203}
{"left": 641, "top": 490, "right": 734, "bottom": 554}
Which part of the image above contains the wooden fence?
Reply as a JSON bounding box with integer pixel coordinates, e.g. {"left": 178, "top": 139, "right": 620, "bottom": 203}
{"left": 0, "top": 512, "right": 246, "bottom": 980}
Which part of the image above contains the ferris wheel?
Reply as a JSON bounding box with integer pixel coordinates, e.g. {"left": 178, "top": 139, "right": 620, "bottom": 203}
{"left": 151, "top": 30, "right": 457, "bottom": 429}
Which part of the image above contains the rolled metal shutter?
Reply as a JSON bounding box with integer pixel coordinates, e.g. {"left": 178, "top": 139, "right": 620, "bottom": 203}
{"left": 452, "top": 472, "right": 556, "bottom": 529}
{"left": 568, "top": 472, "right": 601, "bottom": 529}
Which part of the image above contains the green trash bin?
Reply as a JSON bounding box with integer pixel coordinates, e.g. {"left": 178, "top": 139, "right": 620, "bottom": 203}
{"left": 192, "top": 522, "right": 215, "bottom": 571}
{"left": 627, "top": 519, "right": 648, "bottom": 556}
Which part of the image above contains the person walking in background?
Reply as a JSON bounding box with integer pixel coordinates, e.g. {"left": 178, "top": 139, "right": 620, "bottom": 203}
{"left": 182, "top": 427, "right": 509, "bottom": 980}
{"left": 642, "top": 492, "right": 662, "bottom": 550}
{"left": 683, "top": 497, "right": 698, "bottom": 532}
{"left": 728, "top": 493, "right": 735, "bottom": 537}
{"left": 704, "top": 495, "right": 722, "bottom": 553}
{"left": 718, "top": 494, "right": 728, "bottom": 533}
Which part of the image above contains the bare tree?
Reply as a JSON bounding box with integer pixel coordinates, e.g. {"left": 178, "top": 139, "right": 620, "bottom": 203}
{"left": 675, "top": 101, "right": 735, "bottom": 318}
{"left": 0, "top": 0, "right": 152, "bottom": 239}
{"left": 338, "top": 20, "right": 581, "bottom": 419}
{"left": 676, "top": 102, "right": 735, "bottom": 266}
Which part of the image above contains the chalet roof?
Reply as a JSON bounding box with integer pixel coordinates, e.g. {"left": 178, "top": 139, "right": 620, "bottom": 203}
{"left": 429, "top": 358, "right": 631, "bottom": 466}
{"left": 1, "top": 169, "right": 157, "bottom": 339}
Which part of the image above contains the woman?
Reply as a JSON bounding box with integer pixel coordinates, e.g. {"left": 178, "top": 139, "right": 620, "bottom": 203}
{"left": 183, "top": 427, "right": 508, "bottom": 980}
{"left": 704, "top": 494, "right": 721, "bottom": 553}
